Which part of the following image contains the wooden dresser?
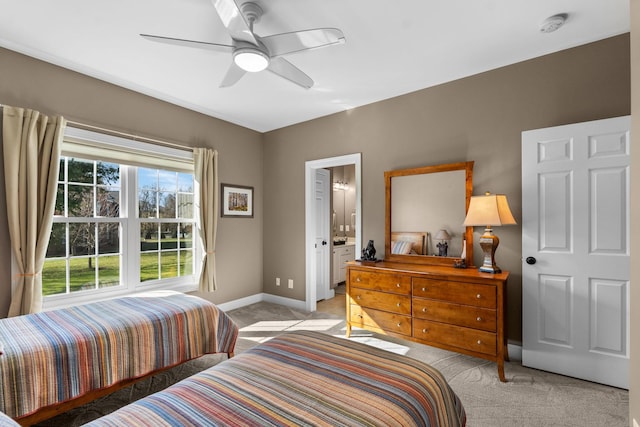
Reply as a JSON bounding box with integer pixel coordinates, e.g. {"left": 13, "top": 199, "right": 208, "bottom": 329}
{"left": 346, "top": 261, "right": 510, "bottom": 381}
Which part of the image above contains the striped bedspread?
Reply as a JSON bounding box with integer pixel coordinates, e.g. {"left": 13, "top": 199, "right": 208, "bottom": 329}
{"left": 0, "top": 291, "right": 238, "bottom": 419}
{"left": 88, "top": 330, "right": 466, "bottom": 427}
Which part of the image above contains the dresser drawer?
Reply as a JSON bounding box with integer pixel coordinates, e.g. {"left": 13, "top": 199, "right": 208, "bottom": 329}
{"left": 412, "top": 298, "right": 496, "bottom": 332}
{"left": 349, "top": 270, "right": 411, "bottom": 295}
{"left": 350, "top": 305, "right": 412, "bottom": 336}
{"left": 349, "top": 289, "right": 411, "bottom": 315}
{"left": 413, "top": 277, "right": 496, "bottom": 309}
{"left": 413, "top": 318, "right": 497, "bottom": 356}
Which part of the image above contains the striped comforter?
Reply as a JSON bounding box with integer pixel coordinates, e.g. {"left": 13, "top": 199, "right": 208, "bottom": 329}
{"left": 88, "top": 330, "right": 466, "bottom": 427}
{"left": 0, "top": 291, "right": 238, "bottom": 419}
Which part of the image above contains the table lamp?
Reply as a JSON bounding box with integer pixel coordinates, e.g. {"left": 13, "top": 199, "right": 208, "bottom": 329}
{"left": 463, "top": 192, "right": 516, "bottom": 273}
{"left": 434, "top": 229, "right": 451, "bottom": 256}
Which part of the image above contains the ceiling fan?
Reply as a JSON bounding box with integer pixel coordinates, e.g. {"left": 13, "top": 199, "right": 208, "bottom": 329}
{"left": 141, "top": 0, "right": 345, "bottom": 89}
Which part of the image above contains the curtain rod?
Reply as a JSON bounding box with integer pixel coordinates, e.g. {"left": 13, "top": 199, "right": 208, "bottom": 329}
{"left": 65, "top": 120, "right": 193, "bottom": 153}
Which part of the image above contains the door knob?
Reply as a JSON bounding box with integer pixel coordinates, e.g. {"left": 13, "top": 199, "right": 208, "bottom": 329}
{"left": 526, "top": 256, "right": 537, "bottom": 265}
{"left": 322, "top": 240, "right": 327, "bottom": 246}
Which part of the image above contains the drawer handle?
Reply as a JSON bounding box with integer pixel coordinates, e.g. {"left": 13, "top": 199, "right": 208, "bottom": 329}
{"left": 396, "top": 322, "right": 402, "bottom": 327}
{"left": 396, "top": 283, "right": 401, "bottom": 288}
{"left": 356, "top": 277, "right": 361, "bottom": 282}
{"left": 396, "top": 302, "right": 401, "bottom": 307}
{"left": 358, "top": 315, "right": 363, "bottom": 318}
{"left": 476, "top": 316, "right": 482, "bottom": 322}
{"left": 477, "top": 340, "right": 482, "bottom": 345}
{"left": 356, "top": 295, "right": 361, "bottom": 300}
{"left": 422, "top": 328, "right": 428, "bottom": 333}
{"left": 422, "top": 307, "right": 427, "bottom": 313}
{"left": 422, "top": 287, "right": 426, "bottom": 292}
{"left": 476, "top": 294, "right": 482, "bottom": 299}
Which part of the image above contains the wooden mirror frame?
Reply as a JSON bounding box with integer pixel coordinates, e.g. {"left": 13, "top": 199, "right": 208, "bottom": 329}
{"left": 384, "top": 161, "right": 474, "bottom": 267}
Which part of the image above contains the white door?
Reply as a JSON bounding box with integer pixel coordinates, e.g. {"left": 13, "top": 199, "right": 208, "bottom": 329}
{"left": 522, "top": 116, "right": 630, "bottom": 389}
{"left": 314, "top": 168, "right": 331, "bottom": 301}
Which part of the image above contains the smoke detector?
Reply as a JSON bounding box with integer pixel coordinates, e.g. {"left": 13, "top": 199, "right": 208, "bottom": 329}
{"left": 540, "top": 13, "right": 568, "bottom": 33}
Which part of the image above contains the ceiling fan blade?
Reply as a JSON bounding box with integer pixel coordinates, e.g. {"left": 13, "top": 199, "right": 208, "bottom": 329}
{"left": 211, "top": 0, "right": 258, "bottom": 45}
{"left": 219, "top": 62, "right": 247, "bottom": 87}
{"left": 140, "top": 34, "right": 233, "bottom": 53}
{"left": 267, "top": 57, "right": 313, "bottom": 89}
{"left": 261, "top": 28, "right": 345, "bottom": 57}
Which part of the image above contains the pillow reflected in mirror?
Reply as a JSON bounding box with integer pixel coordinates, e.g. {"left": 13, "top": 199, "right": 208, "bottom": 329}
{"left": 391, "top": 240, "right": 413, "bottom": 255}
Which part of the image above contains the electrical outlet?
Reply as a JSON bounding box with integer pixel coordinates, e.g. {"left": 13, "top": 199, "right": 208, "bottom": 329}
{"left": 340, "top": 225, "right": 344, "bottom": 231}
{"left": 288, "top": 279, "right": 293, "bottom": 289}
{"left": 276, "top": 277, "right": 280, "bottom": 286}
{"left": 345, "top": 225, "right": 350, "bottom": 231}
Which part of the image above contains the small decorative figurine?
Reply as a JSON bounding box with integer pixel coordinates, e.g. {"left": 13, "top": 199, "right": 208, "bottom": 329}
{"left": 361, "top": 240, "right": 377, "bottom": 261}
{"left": 436, "top": 241, "right": 448, "bottom": 257}
{"left": 454, "top": 259, "right": 466, "bottom": 269}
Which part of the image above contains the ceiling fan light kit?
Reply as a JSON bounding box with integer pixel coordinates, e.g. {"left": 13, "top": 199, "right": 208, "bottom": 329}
{"left": 141, "top": 0, "right": 345, "bottom": 88}
{"left": 234, "top": 47, "right": 269, "bottom": 72}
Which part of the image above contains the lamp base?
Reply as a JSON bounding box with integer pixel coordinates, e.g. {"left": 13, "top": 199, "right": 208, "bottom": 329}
{"left": 478, "top": 227, "right": 501, "bottom": 274}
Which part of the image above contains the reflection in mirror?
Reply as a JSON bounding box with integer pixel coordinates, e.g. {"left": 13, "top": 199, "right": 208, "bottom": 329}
{"left": 385, "top": 161, "right": 474, "bottom": 267}
{"left": 391, "top": 170, "right": 465, "bottom": 256}
{"left": 332, "top": 165, "right": 356, "bottom": 243}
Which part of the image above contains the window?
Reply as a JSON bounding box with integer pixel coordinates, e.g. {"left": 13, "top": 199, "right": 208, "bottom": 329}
{"left": 42, "top": 127, "right": 197, "bottom": 308}
{"left": 138, "top": 167, "right": 195, "bottom": 283}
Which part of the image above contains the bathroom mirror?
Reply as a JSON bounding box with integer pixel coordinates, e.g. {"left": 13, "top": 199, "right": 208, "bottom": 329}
{"left": 332, "top": 165, "right": 356, "bottom": 244}
{"left": 384, "top": 161, "right": 474, "bottom": 266}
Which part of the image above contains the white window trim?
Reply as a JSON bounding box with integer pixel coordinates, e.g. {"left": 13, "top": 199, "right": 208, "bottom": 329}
{"left": 36, "top": 127, "right": 200, "bottom": 311}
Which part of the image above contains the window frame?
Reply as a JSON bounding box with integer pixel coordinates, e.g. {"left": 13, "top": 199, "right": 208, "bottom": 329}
{"left": 41, "top": 127, "right": 199, "bottom": 310}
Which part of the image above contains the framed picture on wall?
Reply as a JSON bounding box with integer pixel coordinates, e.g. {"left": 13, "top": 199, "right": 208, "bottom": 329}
{"left": 221, "top": 183, "right": 254, "bottom": 218}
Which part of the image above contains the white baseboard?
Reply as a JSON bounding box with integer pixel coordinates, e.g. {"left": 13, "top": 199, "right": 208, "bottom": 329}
{"left": 508, "top": 343, "right": 522, "bottom": 362}
{"left": 216, "top": 293, "right": 306, "bottom": 312}
{"left": 216, "top": 294, "right": 264, "bottom": 312}
{"left": 261, "top": 293, "right": 308, "bottom": 311}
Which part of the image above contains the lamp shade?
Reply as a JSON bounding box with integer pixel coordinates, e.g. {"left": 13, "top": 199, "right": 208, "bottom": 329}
{"left": 435, "top": 229, "right": 451, "bottom": 240}
{"left": 463, "top": 192, "right": 516, "bottom": 227}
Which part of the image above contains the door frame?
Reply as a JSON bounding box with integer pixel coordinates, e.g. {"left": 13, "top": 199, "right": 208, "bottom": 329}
{"left": 305, "top": 153, "right": 362, "bottom": 312}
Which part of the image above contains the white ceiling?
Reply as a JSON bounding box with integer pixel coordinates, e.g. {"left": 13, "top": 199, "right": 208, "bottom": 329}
{"left": 0, "top": 0, "right": 630, "bottom": 132}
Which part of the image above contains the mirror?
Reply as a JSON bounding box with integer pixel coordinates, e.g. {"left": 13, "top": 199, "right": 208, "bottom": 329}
{"left": 332, "top": 165, "right": 356, "bottom": 244}
{"left": 385, "top": 161, "right": 474, "bottom": 266}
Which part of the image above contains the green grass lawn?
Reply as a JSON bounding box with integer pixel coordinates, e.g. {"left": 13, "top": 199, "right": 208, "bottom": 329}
{"left": 43, "top": 250, "right": 193, "bottom": 296}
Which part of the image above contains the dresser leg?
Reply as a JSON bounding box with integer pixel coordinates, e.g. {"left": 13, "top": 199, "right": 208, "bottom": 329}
{"left": 345, "top": 324, "right": 352, "bottom": 338}
{"left": 498, "top": 360, "right": 507, "bottom": 382}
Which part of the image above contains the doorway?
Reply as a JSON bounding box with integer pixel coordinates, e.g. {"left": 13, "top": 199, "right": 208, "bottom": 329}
{"left": 305, "top": 153, "right": 362, "bottom": 312}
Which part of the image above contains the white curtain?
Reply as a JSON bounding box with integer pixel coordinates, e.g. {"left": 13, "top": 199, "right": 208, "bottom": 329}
{"left": 2, "top": 105, "right": 65, "bottom": 315}
{"left": 193, "top": 148, "right": 219, "bottom": 292}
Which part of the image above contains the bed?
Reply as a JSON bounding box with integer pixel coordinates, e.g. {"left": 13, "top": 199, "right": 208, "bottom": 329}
{"left": 391, "top": 231, "right": 428, "bottom": 255}
{"left": 0, "top": 291, "right": 238, "bottom": 425}
{"left": 86, "top": 330, "right": 466, "bottom": 427}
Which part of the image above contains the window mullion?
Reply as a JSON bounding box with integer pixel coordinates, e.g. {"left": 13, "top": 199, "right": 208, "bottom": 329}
{"left": 122, "top": 165, "right": 139, "bottom": 290}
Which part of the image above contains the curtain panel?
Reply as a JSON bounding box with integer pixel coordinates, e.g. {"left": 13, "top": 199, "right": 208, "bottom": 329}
{"left": 2, "top": 105, "right": 65, "bottom": 315}
{"left": 193, "top": 148, "right": 219, "bottom": 292}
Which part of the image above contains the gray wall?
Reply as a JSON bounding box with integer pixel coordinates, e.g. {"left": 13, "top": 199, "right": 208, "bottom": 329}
{"left": 0, "top": 47, "right": 264, "bottom": 316}
{"left": 262, "top": 34, "right": 631, "bottom": 344}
